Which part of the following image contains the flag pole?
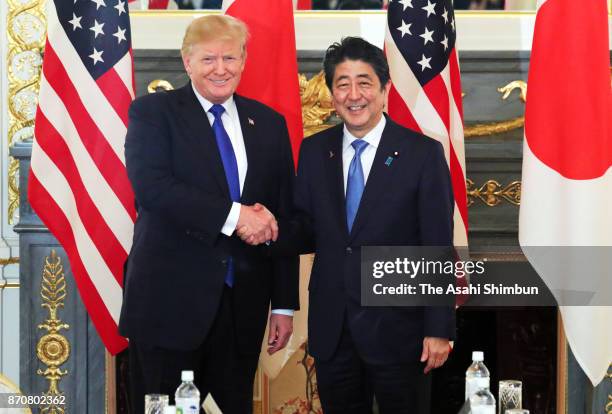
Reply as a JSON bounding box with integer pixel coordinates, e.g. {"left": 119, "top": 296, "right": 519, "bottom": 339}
{"left": 556, "top": 311, "right": 567, "bottom": 414}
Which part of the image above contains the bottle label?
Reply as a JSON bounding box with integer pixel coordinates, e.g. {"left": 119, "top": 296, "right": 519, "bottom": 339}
{"left": 465, "top": 377, "right": 490, "bottom": 400}
{"left": 471, "top": 406, "right": 495, "bottom": 414}
{"left": 175, "top": 397, "right": 199, "bottom": 414}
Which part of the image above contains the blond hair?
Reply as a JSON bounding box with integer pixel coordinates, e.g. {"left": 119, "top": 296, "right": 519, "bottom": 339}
{"left": 181, "top": 15, "right": 249, "bottom": 57}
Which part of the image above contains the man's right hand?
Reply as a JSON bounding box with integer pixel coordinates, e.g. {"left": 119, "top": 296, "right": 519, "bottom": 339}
{"left": 236, "top": 203, "right": 278, "bottom": 245}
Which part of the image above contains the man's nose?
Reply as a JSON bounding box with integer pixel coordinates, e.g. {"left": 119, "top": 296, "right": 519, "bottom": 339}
{"left": 213, "top": 58, "right": 226, "bottom": 74}
{"left": 348, "top": 83, "right": 361, "bottom": 100}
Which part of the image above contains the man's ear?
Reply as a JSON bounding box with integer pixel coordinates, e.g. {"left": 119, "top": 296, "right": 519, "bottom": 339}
{"left": 383, "top": 80, "right": 392, "bottom": 95}
{"left": 181, "top": 53, "right": 191, "bottom": 76}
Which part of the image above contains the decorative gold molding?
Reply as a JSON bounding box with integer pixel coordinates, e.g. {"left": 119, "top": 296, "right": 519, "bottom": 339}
{"left": 299, "top": 72, "right": 335, "bottom": 138}
{"left": 0, "top": 257, "right": 20, "bottom": 266}
{"left": 0, "top": 280, "right": 21, "bottom": 290}
{"left": 0, "top": 259, "right": 20, "bottom": 290}
{"left": 7, "top": 0, "right": 47, "bottom": 224}
{"left": 464, "top": 80, "right": 527, "bottom": 138}
{"left": 147, "top": 79, "right": 175, "bottom": 93}
{"left": 36, "top": 250, "right": 70, "bottom": 414}
{"left": 466, "top": 179, "right": 521, "bottom": 207}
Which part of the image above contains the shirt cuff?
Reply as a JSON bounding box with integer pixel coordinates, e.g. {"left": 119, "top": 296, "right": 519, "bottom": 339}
{"left": 271, "top": 309, "right": 294, "bottom": 317}
{"left": 221, "top": 202, "right": 241, "bottom": 236}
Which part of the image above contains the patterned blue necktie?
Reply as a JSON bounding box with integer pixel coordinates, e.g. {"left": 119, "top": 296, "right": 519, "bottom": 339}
{"left": 209, "top": 104, "right": 239, "bottom": 287}
{"left": 346, "top": 139, "right": 369, "bottom": 232}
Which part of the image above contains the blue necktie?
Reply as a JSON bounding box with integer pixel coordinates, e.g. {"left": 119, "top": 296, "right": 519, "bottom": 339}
{"left": 209, "top": 104, "right": 239, "bottom": 287}
{"left": 346, "top": 139, "right": 369, "bottom": 232}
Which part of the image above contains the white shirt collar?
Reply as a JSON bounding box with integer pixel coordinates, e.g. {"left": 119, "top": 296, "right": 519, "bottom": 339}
{"left": 342, "top": 115, "right": 387, "bottom": 152}
{"left": 191, "top": 83, "right": 236, "bottom": 117}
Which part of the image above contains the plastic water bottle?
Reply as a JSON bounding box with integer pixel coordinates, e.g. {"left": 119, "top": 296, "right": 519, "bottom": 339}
{"left": 465, "top": 351, "right": 490, "bottom": 400}
{"left": 175, "top": 371, "right": 200, "bottom": 414}
{"left": 469, "top": 387, "right": 496, "bottom": 414}
{"left": 163, "top": 406, "right": 176, "bottom": 414}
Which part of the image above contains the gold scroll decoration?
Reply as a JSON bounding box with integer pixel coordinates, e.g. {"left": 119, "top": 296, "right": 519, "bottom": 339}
{"left": 464, "top": 80, "right": 527, "bottom": 138}
{"left": 147, "top": 79, "right": 175, "bottom": 94}
{"left": 299, "top": 72, "right": 335, "bottom": 138}
{"left": 466, "top": 179, "right": 521, "bottom": 207}
{"left": 36, "top": 250, "right": 70, "bottom": 414}
{"left": 7, "top": 0, "right": 47, "bottom": 224}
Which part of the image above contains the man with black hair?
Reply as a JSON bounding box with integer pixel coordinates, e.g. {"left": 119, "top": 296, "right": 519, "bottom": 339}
{"left": 249, "top": 37, "right": 455, "bottom": 413}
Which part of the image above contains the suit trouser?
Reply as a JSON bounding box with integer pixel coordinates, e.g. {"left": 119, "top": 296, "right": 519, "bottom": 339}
{"left": 314, "top": 318, "right": 431, "bottom": 414}
{"left": 128, "top": 286, "right": 259, "bottom": 414}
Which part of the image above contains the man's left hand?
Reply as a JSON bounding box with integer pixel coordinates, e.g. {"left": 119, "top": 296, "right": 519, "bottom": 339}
{"left": 267, "top": 314, "right": 293, "bottom": 355}
{"left": 420, "top": 337, "right": 450, "bottom": 374}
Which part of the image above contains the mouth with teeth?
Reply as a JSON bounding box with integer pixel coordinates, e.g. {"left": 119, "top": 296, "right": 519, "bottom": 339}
{"left": 210, "top": 78, "right": 230, "bottom": 85}
{"left": 348, "top": 104, "right": 367, "bottom": 112}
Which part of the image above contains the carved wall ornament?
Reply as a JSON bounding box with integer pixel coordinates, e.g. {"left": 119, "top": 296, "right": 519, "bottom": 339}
{"left": 36, "top": 250, "right": 70, "bottom": 414}
{"left": 299, "top": 72, "right": 335, "bottom": 138}
{"left": 147, "top": 79, "right": 175, "bottom": 93}
{"left": 7, "top": 0, "right": 47, "bottom": 224}
{"left": 464, "top": 80, "right": 527, "bottom": 138}
{"left": 466, "top": 179, "right": 521, "bottom": 207}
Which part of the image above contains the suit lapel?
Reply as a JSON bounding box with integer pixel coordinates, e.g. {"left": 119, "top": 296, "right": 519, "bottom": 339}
{"left": 325, "top": 126, "right": 349, "bottom": 238}
{"left": 234, "top": 95, "right": 258, "bottom": 204}
{"left": 176, "top": 84, "right": 229, "bottom": 197}
{"left": 349, "top": 120, "right": 402, "bottom": 242}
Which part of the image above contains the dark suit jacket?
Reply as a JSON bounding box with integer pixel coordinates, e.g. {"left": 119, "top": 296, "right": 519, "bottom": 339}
{"left": 118, "top": 83, "right": 299, "bottom": 354}
{"left": 285, "top": 116, "right": 455, "bottom": 364}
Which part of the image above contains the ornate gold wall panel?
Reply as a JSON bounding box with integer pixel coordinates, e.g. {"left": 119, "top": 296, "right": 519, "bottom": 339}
{"left": 36, "top": 250, "right": 70, "bottom": 414}
{"left": 467, "top": 179, "right": 521, "bottom": 207}
{"left": 7, "top": 0, "right": 47, "bottom": 223}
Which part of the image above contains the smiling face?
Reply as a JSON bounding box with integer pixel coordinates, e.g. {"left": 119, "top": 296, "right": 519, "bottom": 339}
{"left": 331, "top": 59, "right": 391, "bottom": 138}
{"left": 182, "top": 38, "right": 246, "bottom": 104}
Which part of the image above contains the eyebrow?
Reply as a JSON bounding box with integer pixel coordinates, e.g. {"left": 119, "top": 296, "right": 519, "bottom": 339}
{"left": 335, "top": 73, "right": 373, "bottom": 83}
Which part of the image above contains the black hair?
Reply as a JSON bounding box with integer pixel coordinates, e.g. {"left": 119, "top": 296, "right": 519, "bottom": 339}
{"left": 323, "top": 36, "right": 390, "bottom": 92}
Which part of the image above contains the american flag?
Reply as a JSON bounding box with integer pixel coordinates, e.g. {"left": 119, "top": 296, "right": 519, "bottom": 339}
{"left": 385, "top": 0, "right": 468, "bottom": 248}
{"left": 28, "top": 0, "right": 135, "bottom": 354}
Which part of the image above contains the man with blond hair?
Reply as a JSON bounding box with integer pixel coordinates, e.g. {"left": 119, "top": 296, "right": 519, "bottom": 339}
{"left": 118, "top": 15, "right": 299, "bottom": 414}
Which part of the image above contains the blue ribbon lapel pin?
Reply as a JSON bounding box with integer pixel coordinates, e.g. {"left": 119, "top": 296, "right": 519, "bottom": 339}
{"left": 385, "top": 151, "right": 399, "bottom": 167}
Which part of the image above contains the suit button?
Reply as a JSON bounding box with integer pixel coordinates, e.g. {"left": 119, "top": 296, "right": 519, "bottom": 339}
{"left": 346, "top": 247, "right": 352, "bottom": 254}
{"left": 186, "top": 229, "right": 191, "bottom": 235}
{"left": 221, "top": 259, "right": 228, "bottom": 265}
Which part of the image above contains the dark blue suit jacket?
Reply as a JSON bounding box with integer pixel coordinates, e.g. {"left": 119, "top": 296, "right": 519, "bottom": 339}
{"left": 285, "top": 116, "right": 455, "bottom": 363}
{"left": 118, "top": 84, "right": 299, "bottom": 354}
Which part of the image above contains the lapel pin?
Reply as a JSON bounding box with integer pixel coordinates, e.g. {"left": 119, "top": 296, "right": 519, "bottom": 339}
{"left": 329, "top": 150, "right": 335, "bottom": 159}
{"left": 385, "top": 152, "right": 399, "bottom": 167}
{"left": 248, "top": 117, "right": 255, "bottom": 126}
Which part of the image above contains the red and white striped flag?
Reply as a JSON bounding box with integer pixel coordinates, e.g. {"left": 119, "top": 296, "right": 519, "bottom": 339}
{"left": 28, "top": 0, "right": 136, "bottom": 354}
{"left": 519, "top": 0, "right": 612, "bottom": 385}
{"left": 128, "top": 0, "right": 177, "bottom": 9}
{"left": 385, "top": 0, "right": 468, "bottom": 248}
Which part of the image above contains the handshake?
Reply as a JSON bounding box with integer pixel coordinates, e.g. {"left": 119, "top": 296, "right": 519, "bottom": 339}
{"left": 236, "top": 203, "right": 278, "bottom": 246}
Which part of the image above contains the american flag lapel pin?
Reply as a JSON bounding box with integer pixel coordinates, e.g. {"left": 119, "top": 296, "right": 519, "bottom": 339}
{"left": 248, "top": 117, "right": 255, "bottom": 126}
{"left": 329, "top": 150, "right": 335, "bottom": 159}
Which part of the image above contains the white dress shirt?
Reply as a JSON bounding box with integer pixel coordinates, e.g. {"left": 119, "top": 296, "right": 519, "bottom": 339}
{"left": 192, "top": 85, "right": 293, "bottom": 316}
{"left": 342, "top": 115, "right": 386, "bottom": 193}
{"left": 192, "top": 85, "right": 246, "bottom": 236}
